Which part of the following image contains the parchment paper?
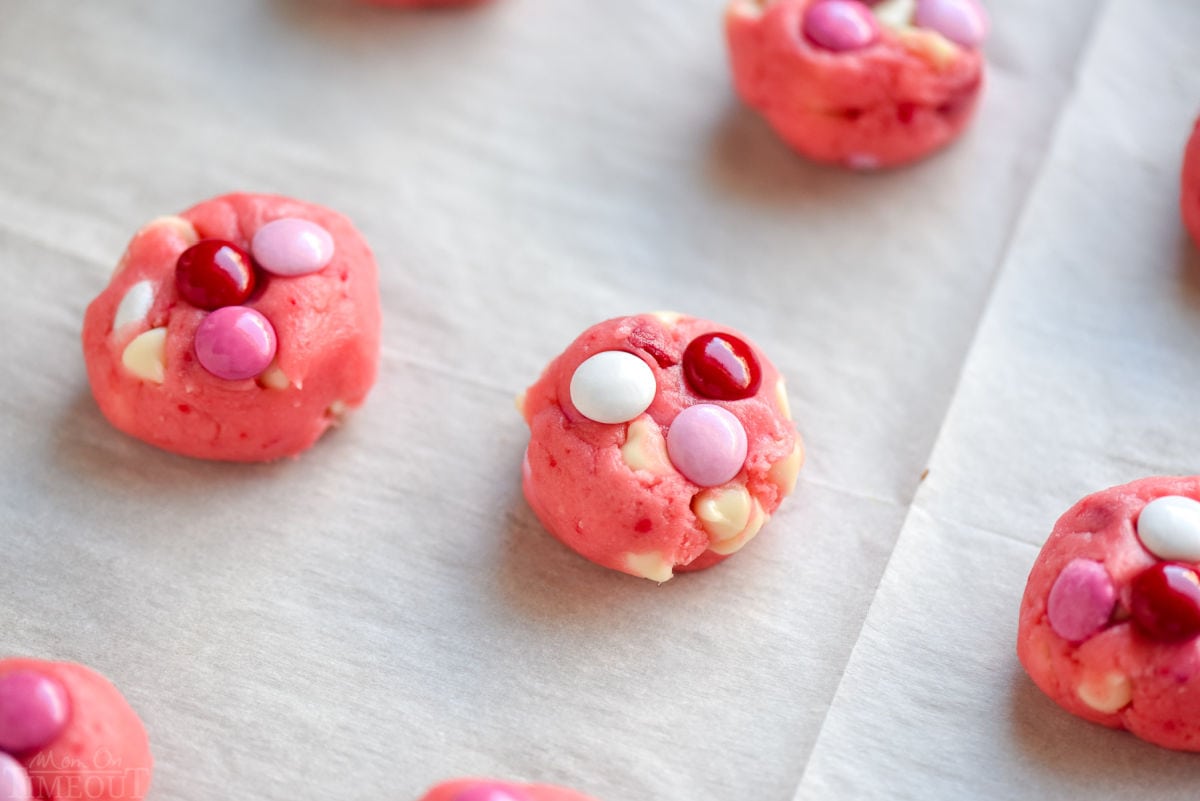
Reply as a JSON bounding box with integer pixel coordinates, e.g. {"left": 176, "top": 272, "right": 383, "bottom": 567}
{"left": 795, "top": 1, "right": 1200, "bottom": 798}
{"left": 0, "top": 0, "right": 1161, "bottom": 799}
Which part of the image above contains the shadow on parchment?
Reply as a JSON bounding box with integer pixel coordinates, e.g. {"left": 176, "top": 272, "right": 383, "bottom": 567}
{"left": 1177, "top": 228, "right": 1200, "bottom": 309}
{"left": 1008, "top": 664, "right": 1200, "bottom": 789}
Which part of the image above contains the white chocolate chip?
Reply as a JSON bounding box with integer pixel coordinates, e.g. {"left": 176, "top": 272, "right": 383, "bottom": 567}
{"left": 257, "top": 364, "right": 290, "bottom": 390}
{"left": 514, "top": 392, "right": 526, "bottom": 416}
{"left": 775, "top": 378, "right": 792, "bottom": 421}
{"left": 620, "top": 416, "right": 674, "bottom": 476}
{"left": 649, "top": 310, "right": 683, "bottom": 327}
{"left": 112, "top": 280, "right": 154, "bottom": 334}
{"left": 1077, "top": 671, "right": 1132, "bottom": 715}
{"left": 769, "top": 442, "right": 804, "bottom": 497}
{"left": 121, "top": 327, "right": 168, "bottom": 383}
{"left": 871, "top": 0, "right": 916, "bottom": 29}
{"left": 693, "top": 485, "right": 754, "bottom": 543}
{"left": 145, "top": 215, "right": 199, "bottom": 246}
{"left": 326, "top": 400, "right": 348, "bottom": 421}
{"left": 896, "top": 27, "right": 959, "bottom": 69}
{"left": 1137, "top": 496, "right": 1200, "bottom": 562}
{"left": 708, "top": 496, "right": 766, "bottom": 556}
{"left": 624, "top": 551, "right": 674, "bottom": 583}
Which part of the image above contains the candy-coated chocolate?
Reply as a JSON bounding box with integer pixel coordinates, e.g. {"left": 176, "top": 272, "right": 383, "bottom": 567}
{"left": 175, "top": 240, "right": 256, "bottom": 310}
{"left": 194, "top": 306, "right": 277, "bottom": 381}
{"left": 1136, "top": 495, "right": 1200, "bottom": 562}
{"left": 452, "top": 784, "right": 532, "bottom": 801}
{"left": 914, "top": 0, "right": 988, "bottom": 48}
{"left": 569, "top": 351, "right": 657, "bottom": 424}
{"left": 1130, "top": 562, "right": 1200, "bottom": 642}
{"left": 803, "top": 0, "right": 881, "bottom": 51}
{"left": 0, "top": 753, "right": 30, "bottom": 801}
{"left": 0, "top": 671, "right": 70, "bottom": 754}
{"left": 682, "top": 332, "right": 762, "bottom": 401}
{"left": 666, "top": 404, "right": 749, "bottom": 488}
{"left": 251, "top": 218, "right": 335, "bottom": 277}
{"left": 1045, "top": 558, "right": 1115, "bottom": 643}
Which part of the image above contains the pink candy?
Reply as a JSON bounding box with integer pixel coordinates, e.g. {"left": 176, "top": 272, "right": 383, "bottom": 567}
{"left": 666, "top": 404, "right": 748, "bottom": 487}
{"left": 0, "top": 671, "right": 70, "bottom": 754}
{"left": 251, "top": 218, "right": 335, "bottom": 277}
{"left": 1047, "top": 558, "right": 1116, "bottom": 643}
{"left": 194, "top": 306, "right": 278, "bottom": 381}
{"left": 803, "top": 0, "right": 881, "bottom": 52}
{"left": 0, "top": 754, "right": 31, "bottom": 801}
{"left": 914, "top": 0, "right": 989, "bottom": 48}
{"left": 452, "top": 785, "right": 532, "bottom": 801}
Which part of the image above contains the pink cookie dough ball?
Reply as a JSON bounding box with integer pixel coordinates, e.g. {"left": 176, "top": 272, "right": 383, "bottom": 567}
{"left": 82, "top": 193, "right": 381, "bottom": 462}
{"left": 418, "top": 779, "right": 599, "bottom": 801}
{"left": 1183, "top": 117, "right": 1200, "bottom": 248}
{"left": 1018, "top": 476, "right": 1200, "bottom": 751}
{"left": 519, "top": 313, "right": 804, "bottom": 582}
{"left": 0, "top": 658, "right": 152, "bottom": 801}
{"left": 725, "top": 0, "right": 987, "bottom": 169}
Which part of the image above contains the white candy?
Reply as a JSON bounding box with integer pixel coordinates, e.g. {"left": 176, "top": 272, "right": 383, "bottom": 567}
{"left": 569, "top": 351, "right": 656, "bottom": 424}
{"left": 871, "top": 0, "right": 916, "bottom": 28}
{"left": 1137, "top": 495, "right": 1200, "bottom": 562}
{"left": 112, "top": 280, "right": 154, "bottom": 333}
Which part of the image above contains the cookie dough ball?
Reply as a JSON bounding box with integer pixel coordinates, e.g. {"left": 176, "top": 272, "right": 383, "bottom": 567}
{"left": 0, "top": 658, "right": 152, "bottom": 801}
{"left": 419, "top": 779, "right": 598, "bottom": 801}
{"left": 726, "top": 0, "right": 987, "bottom": 169}
{"left": 1018, "top": 477, "right": 1200, "bottom": 751}
{"left": 82, "top": 193, "right": 381, "bottom": 462}
{"left": 1183, "top": 117, "right": 1200, "bottom": 248}
{"left": 519, "top": 313, "right": 803, "bottom": 582}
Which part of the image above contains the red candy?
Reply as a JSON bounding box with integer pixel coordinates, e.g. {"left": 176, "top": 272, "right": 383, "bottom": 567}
{"left": 682, "top": 333, "right": 762, "bottom": 400}
{"left": 175, "top": 239, "right": 257, "bottom": 310}
{"left": 1130, "top": 562, "right": 1200, "bottom": 642}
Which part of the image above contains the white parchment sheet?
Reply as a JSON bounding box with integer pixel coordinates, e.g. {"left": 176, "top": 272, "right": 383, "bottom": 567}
{"left": 0, "top": 0, "right": 1167, "bottom": 799}
{"left": 795, "top": 1, "right": 1200, "bottom": 798}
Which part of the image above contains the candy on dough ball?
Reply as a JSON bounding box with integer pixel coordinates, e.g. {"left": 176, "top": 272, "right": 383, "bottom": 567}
{"left": 1137, "top": 495, "right": 1200, "bottom": 562}
{"left": 521, "top": 314, "right": 803, "bottom": 582}
{"left": 82, "top": 193, "right": 381, "bottom": 462}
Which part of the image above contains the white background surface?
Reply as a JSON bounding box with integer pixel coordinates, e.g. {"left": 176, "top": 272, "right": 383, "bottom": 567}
{"left": 0, "top": 1, "right": 1197, "bottom": 799}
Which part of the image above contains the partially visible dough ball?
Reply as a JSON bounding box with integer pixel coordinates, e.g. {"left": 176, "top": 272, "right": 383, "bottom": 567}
{"left": 520, "top": 313, "right": 803, "bottom": 582}
{"left": 1183, "top": 117, "right": 1200, "bottom": 248}
{"left": 1018, "top": 477, "right": 1200, "bottom": 751}
{"left": 725, "top": 0, "right": 987, "bottom": 169}
{"left": 419, "top": 779, "right": 599, "bottom": 801}
{"left": 0, "top": 658, "right": 152, "bottom": 801}
{"left": 82, "top": 193, "right": 381, "bottom": 462}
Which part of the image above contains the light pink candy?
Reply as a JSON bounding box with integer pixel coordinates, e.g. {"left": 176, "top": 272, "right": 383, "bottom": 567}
{"left": 803, "top": 0, "right": 882, "bottom": 52}
{"left": 0, "top": 671, "right": 70, "bottom": 754}
{"left": 0, "top": 754, "right": 31, "bottom": 801}
{"left": 251, "top": 218, "right": 335, "bottom": 277}
{"left": 452, "top": 785, "right": 532, "bottom": 801}
{"left": 915, "top": 0, "right": 989, "bottom": 48}
{"left": 666, "top": 404, "right": 748, "bottom": 488}
{"left": 1046, "top": 558, "right": 1116, "bottom": 643}
{"left": 194, "top": 306, "right": 278, "bottom": 381}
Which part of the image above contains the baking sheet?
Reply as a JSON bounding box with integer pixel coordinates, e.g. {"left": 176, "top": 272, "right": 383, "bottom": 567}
{"left": 0, "top": 0, "right": 1152, "bottom": 798}
{"left": 795, "top": 0, "right": 1200, "bottom": 798}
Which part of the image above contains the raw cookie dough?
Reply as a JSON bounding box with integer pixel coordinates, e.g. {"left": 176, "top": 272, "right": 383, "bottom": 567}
{"left": 519, "top": 313, "right": 803, "bottom": 582}
{"left": 726, "top": 0, "right": 988, "bottom": 169}
{"left": 0, "top": 658, "right": 152, "bottom": 801}
{"left": 82, "top": 193, "right": 381, "bottom": 462}
{"left": 1183, "top": 116, "right": 1200, "bottom": 248}
{"left": 419, "top": 779, "right": 599, "bottom": 801}
{"left": 1018, "top": 476, "right": 1200, "bottom": 751}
